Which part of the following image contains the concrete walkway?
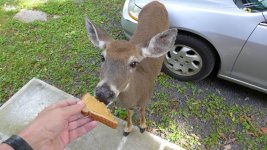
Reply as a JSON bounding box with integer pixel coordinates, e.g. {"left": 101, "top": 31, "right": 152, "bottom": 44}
{"left": 0, "top": 78, "right": 184, "bottom": 150}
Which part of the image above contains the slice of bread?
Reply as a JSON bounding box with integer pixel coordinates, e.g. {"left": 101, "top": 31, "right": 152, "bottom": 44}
{"left": 81, "top": 93, "right": 118, "bottom": 129}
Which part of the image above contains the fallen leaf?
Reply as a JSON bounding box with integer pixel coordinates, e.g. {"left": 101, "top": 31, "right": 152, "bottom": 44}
{"left": 219, "top": 133, "right": 227, "bottom": 142}
{"left": 261, "top": 127, "right": 267, "bottom": 134}
{"left": 240, "top": 114, "right": 261, "bottom": 137}
{"left": 223, "top": 144, "right": 231, "bottom": 150}
{"left": 228, "top": 138, "right": 236, "bottom": 143}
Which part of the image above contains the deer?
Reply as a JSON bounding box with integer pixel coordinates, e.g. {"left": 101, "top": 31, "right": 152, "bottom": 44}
{"left": 85, "top": 1, "right": 177, "bottom": 136}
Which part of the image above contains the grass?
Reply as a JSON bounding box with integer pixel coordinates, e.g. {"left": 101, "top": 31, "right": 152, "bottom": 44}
{"left": 0, "top": 0, "right": 266, "bottom": 149}
{"left": 0, "top": 0, "right": 124, "bottom": 102}
{"left": 148, "top": 76, "right": 267, "bottom": 149}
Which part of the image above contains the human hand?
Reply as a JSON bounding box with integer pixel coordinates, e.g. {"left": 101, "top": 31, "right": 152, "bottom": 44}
{"left": 18, "top": 99, "right": 97, "bottom": 150}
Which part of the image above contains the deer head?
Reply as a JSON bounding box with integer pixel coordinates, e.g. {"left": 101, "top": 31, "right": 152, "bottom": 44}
{"left": 85, "top": 17, "right": 177, "bottom": 105}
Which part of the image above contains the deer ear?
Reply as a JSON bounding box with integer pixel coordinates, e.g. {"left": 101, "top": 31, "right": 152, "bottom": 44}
{"left": 141, "top": 28, "right": 177, "bottom": 58}
{"left": 85, "top": 17, "right": 113, "bottom": 49}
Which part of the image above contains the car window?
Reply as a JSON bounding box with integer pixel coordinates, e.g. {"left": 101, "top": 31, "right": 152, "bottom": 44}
{"left": 235, "top": 0, "right": 267, "bottom": 12}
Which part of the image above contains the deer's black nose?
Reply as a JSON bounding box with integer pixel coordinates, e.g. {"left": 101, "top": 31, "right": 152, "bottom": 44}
{"left": 95, "top": 83, "right": 115, "bottom": 105}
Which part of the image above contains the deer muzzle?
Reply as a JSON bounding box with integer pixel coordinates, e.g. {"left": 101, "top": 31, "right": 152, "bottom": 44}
{"left": 95, "top": 83, "right": 115, "bottom": 105}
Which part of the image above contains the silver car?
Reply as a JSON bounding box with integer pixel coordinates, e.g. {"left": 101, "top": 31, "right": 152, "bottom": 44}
{"left": 121, "top": 0, "right": 267, "bottom": 93}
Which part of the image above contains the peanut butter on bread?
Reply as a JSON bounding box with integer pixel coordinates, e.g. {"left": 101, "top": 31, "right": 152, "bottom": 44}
{"left": 81, "top": 93, "right": 118, "bottom": 129}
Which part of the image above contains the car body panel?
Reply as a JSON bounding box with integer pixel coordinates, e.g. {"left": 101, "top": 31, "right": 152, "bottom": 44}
{"left": 121, "top": 0, "right": 267, "bottom": 93}
{"left": 135, "top": 0, "right": 236, "bottom": 9}
{"left": 231, "top": 24, "right": 267, "bottom": 92}
{"left": 263, "top": 11, "right": 267, "bottom": 19}
{"left": 164, "top": 3, "right": 264, "bottom": 76}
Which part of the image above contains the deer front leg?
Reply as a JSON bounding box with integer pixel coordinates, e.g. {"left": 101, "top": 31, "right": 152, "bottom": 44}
{"left": 123, "top": 109, "right": 134, "bottom": 136}
{"left": 139, "top": 106, "right": 147, "bottom": 133}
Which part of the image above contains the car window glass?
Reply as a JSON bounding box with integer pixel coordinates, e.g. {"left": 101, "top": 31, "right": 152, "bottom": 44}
{"left": 235, "top": 0, "right": 267, "bottom": 12}
{"left": 243, "top": 0, "right": 267, "bottom": 11}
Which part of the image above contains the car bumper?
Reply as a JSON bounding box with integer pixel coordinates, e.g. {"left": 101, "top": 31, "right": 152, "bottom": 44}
{"left": 121, "top": 0, "right": 137, "bottom": 39}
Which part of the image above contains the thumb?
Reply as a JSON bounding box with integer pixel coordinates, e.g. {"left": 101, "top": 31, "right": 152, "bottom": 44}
{"left": 63, "top": 101, "right": 85, "bottom": 117}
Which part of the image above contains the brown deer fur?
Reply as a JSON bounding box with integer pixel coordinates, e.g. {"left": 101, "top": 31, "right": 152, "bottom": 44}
{"left": 85, "top": 1, "right": 177, "bottom": 135}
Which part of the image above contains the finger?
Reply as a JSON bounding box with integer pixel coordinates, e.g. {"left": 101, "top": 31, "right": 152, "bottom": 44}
{"left": 62, "top": 101, "right": 85, "bottom": 118}
{"left": 69, "top": 121, "right": 97, "bottom": 142}
{"left": 48, "top": 99, "right": 80, "bottom": 109}
{"left": 69, "top": 117, "right": 94, "bottom": 130}
{"left": 40, "top": 100, "right": 73, "bottom": 115}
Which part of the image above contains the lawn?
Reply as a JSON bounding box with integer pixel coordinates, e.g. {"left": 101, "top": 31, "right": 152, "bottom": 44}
{"left": 0, "top": 0, "right": 266, "bottom": 149}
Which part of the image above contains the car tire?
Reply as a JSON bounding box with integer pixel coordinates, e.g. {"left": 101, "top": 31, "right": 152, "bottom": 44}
{"left": 162, "top": 34, "right": 216, "bottom": 81}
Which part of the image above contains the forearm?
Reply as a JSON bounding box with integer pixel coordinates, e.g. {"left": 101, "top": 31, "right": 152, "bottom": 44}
{"left": 0, "top": 143, "right": 14, "bottom": 150}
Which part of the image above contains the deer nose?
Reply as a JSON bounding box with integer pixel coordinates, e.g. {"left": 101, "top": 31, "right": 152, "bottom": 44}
{"left": 95, "top": 83, "right": 115, "bottom": 105}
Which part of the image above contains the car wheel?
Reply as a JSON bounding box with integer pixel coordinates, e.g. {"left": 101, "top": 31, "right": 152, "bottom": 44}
{"left": 162, "top": 34, "right": 216, "bottom": 81}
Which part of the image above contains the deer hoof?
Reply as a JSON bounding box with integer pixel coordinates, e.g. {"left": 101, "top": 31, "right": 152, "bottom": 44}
{"left": 139, "top": 127, "right": 146, "bottom": 133}
{"left": 123, "top": 131, "right": 130, "bottom": 136}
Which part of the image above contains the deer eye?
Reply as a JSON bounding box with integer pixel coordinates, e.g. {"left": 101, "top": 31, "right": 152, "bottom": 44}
{"left": 101, "top": 55, "right": 105, "bottom": 62}
{"left": 130, "top": 61, "right": 138, "bottom": 68}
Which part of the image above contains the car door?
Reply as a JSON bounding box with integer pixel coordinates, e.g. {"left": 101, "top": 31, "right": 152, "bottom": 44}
{"left": 264, "top": 11, "right": 267, "bottom": 19}
{"left": 231, "top": 16, "right": 267, "bottom": 92}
